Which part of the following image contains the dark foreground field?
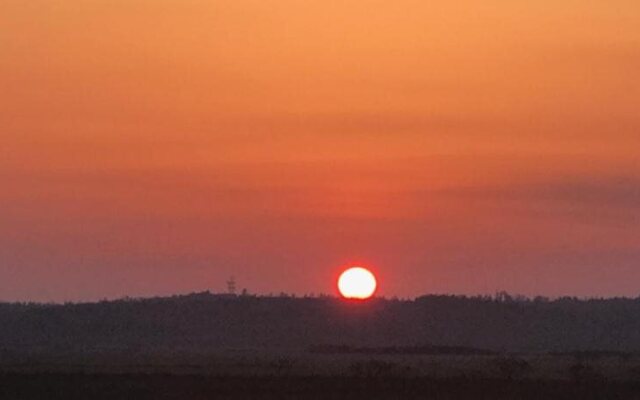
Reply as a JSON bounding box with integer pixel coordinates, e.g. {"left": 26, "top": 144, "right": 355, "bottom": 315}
{"left": 6, "top": 294, "right": 640, "bottom": 398}
{"left": 3, "top": 373, "right": 640, "bottom": 400}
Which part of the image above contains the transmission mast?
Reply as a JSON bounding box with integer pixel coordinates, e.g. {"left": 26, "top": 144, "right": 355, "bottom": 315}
{"left": 227, "top": 276, "right": 236, "bottom": 295}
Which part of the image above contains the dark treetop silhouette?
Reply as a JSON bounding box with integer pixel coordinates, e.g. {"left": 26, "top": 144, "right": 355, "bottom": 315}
{"left": 3, "top": 292, "right": 640, "bottom": 355}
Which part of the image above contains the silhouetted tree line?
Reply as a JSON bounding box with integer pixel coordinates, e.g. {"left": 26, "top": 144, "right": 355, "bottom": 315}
{"left": 308, "top": 344, "right": 495, "bottom": 355}
{"left": 3, "top": 292, "right": 640, "bottom": 354}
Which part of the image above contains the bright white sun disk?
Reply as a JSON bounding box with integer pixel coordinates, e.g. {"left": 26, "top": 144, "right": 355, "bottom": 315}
{"left": 338, "top": 267, "right": 377, "bottom": 299}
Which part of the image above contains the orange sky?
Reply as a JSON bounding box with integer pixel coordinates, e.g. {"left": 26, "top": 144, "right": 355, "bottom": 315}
{"left": 1, "top": 0, "right": 639, "bottom": 301}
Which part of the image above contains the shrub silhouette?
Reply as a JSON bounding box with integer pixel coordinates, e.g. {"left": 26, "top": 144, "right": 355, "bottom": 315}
{"left": 494, "top": 357, "right": 532, "bottom": 380}
{"left": 349, "top": 360, "right": 398, "bottom": 377}
{"left": 568, "top": 362, "right": 602, "bottom": 382}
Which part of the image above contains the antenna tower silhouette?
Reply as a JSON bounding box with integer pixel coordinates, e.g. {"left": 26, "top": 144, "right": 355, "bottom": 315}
{"left": 227, "top": 276, "right": 236, "bottom": 295}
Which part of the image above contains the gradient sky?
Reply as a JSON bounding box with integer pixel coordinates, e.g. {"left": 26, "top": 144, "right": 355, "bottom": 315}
{"left": 2, "top": 0, "right": 639, "bottom": 301}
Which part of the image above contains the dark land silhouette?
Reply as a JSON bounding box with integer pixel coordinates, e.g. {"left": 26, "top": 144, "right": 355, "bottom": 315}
{"left": 4, "top": 373, "right": 640, "bottom": 400}
{"left": 4, "top": 292, "right": 640, "bottom": 399}
{"left": 3, "top": 291, "right": 640, "bottom": 354}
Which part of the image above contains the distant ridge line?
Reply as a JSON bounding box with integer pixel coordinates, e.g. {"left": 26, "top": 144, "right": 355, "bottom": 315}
{"left": 308, "top": 345, "right": 496, "bottom": 355}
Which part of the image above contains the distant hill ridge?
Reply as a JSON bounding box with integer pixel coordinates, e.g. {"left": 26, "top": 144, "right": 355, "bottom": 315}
{"left": 3, "top": 292, "right": 640, "bottom": 353}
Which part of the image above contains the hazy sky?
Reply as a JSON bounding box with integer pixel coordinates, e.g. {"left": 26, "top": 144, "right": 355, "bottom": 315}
{"left": 2, "top": 0, "right": 639, "bottom": 301}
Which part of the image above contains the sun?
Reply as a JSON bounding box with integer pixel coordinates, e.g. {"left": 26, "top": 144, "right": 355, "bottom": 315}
{"left": 338, "top": 267, "right": 377, "bottom": 300}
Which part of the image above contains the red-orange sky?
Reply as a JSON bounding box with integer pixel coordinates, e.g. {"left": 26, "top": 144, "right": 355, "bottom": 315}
{"left": 1, "top": 1, "right": 639, "bottom": 301}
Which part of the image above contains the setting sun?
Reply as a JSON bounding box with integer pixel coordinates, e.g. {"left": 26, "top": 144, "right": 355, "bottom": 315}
{"left": 338, "top": 267, "right": 377, "bottom": 300}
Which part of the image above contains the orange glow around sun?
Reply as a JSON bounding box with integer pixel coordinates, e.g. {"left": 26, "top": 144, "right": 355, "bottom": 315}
{"left": 338, "top": 267, "right": 377, "bottom": 300}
